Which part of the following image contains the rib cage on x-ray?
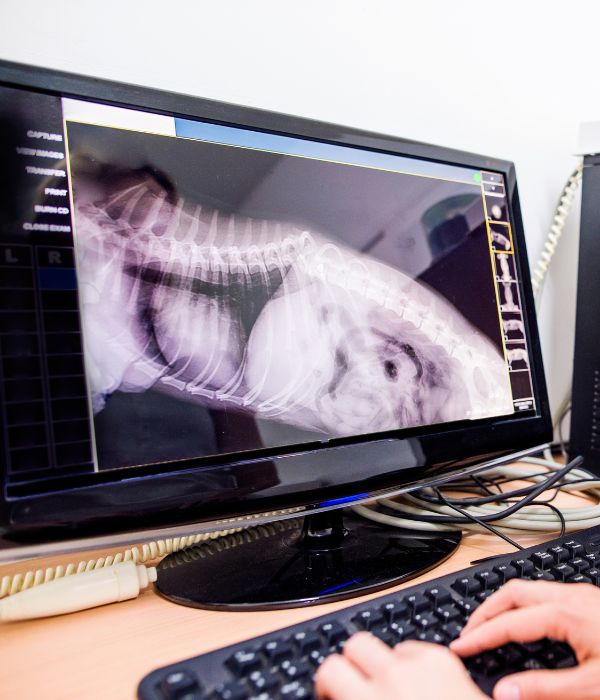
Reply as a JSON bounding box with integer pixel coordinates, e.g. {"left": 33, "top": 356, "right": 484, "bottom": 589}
{"left": 72, "top": 170, "right": 513, "bottom": 438}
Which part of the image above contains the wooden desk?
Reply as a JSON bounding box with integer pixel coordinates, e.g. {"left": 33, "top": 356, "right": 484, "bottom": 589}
{"left": 0, "top": 481, "right": 592, "bottom": 700}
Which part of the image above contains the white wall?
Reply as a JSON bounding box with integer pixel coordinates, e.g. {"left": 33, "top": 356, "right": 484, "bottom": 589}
{"left": 2, "top": 0, "right": 599, "bottom": 427}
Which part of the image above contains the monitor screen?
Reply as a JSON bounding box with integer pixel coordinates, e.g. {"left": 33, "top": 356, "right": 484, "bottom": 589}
{"left": 0, "top": 61, "right": 550, "bottom": 554}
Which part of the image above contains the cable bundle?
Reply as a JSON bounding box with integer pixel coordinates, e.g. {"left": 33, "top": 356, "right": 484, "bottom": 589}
{"left": 354, "top": 455, "right": 600, "bottom": 549}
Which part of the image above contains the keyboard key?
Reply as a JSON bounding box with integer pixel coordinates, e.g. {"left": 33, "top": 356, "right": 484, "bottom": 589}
{"left": 435, "top": 604, "right": 462, "bottom": 623}
{"left": 511, "top": 559, "right": 535, "bottom": 577}
{"left": 226, "top": 650, "right": 262, "bottom": 676}
{"left": 586, "top": 539, "right": 600, "bottom": 554}
{"left": 452, "top": 576, "right": 482, "bottom": 597}
{"left": 380, "top": 600, "right": 409, "bottom": 624}
{"left": 425, "top": 586, "right": 452, "bottom": 605}
{"left": 521, "top": 640, "right": 546, "bottom": 657}
{"left": 279, "top": 680, "right": 312, "bottom": 699}
{"left": 318, "top": 621, "right": 348, "bottom": 646}
{"left": 531, "top": 551, "right": 554, "bottom": 570}
{"left": 442, "top": 622, "right": 464, "bottom": 641}
{"left": 584, "top": 552, "right": 600, "bottom": 566}
{"left": 280, "top": 660, "right": 311, "bottom": 680}
{"left": 307, "top": 649, "right": 328, "bottom": 669}
{"left": 564, "top": 540, "right": 585, "bottom": 558}
{"left": 248, "top": 670, "right": 279, "bottom": 693}
{"left": 291, "top": 631, "right": 321, "bottom": 655}
{"left": 371, "top": 629, "right": 399, "bottom": 646}
{"left": 567, "top": 574, "right": 592, "bottom": 584}
{"left": 418, "top": 630, "right": 446, "bottom": 644}
{"left": 467, "top": 651, "right": 502, "bottom": 677}
{"left": 493, "top": 564, "right": 518, "bottom": 583}
{"left": 390, "top": 621, "right": 417, "bottom": 640}
{"left": 413, "top": 612, "right": 438, "bottom": 630}
{"left": 160, "top": 671, "right": 202, "bottom": 700}
{"left": 406, "top": 592, "right": 431, "bottom": 614}
{"left": 586, "top": 568, "right": 600, "bottom": 584}
{"left": 475, "top": 571, "right": 501, "bottom": 590}
{"left": 211, "top": 682, "right": 248, "bottom": 700}
{"left": 551, "top": 564, "right": 575, "bottom": 582}
{"left": 569, "top": 557, "right": 591, "bottom": 573}
{"left": 456, "top": 598, "right": 480, "bottom": 616}
{"left": 530, "top": 571, "right": 555, "bottom": 581}
{"left": 549, "top": 546, "right": 569, "bottom": 564}
{"left": 352, "top": 608, "right": 385, "bottom": 631}
{"left": 261, "top": 640, "right": 293, "bottom": 665}
{"left": 479, "top": 652, "right": 502, "bottom": 676}
{"left": 539, "top": 643, "right": 576, "bottom": 669}
{"left": 496, "top": 644, "right": 524, "bottom": 668}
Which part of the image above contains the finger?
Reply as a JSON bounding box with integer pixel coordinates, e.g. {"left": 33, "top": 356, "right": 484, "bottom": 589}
{"left": 461, "top": 580, "right": 569, "bottom": 634}
{"left": 450, "top": 604, "right": 569, "bottom": 657}
{"left": 394, "top": 640, "right": 474, "bottom": 674}
{"left": 393, "top": 639, "right": 438, "bottom": 656}
{"left": 314, "top": 653, "right": 371, "bottom": 700}
{"left": 493, "top": 664, "right": 600, "bottom": 700}
{"left": 342, "top": 632, "right": 395, "bottom": 678}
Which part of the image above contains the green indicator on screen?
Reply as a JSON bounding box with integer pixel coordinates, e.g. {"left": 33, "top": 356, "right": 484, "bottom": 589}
{"left": 472, "top": 172, "right": 482, "bottom": 184}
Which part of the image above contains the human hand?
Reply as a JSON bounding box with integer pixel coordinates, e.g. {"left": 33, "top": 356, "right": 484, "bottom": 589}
{"left": 314, "top": 631, "right": 486, "bottom": 700}
{"left": 450, "top": 579, "right": 600, "bottom": 700}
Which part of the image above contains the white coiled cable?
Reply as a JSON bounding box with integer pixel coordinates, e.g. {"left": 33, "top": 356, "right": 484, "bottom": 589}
{"left": 531, "top": 162, "right": 583, "bottom": 304}
{"left": 0, "top": 508, "right": 301, "bottom": 600}
{"left": 0, "top": 530, "right": 242, "bottom": 599}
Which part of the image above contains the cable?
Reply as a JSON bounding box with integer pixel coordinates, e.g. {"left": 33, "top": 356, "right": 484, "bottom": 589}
{"left": 0, "top": 507, "right": 301, "bottom": 602}
{"left": 354, "top": 454, "right": 600, "bottom": 538}
{"left": 382, "top": 457, "right": 581, "bottom": 525}
{"left": 531, "top": 162, "right": 583, "bottom": 304}
{"left": 556, "top": 400, "right": 572, "bottom": 457}
{"left": 434, "top": 487, "right": 524, "bottom": 551}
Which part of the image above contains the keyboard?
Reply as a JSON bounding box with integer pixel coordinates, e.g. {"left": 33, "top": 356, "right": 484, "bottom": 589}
{"left": 138, "top": 525, "right": 600, "bottom": 700}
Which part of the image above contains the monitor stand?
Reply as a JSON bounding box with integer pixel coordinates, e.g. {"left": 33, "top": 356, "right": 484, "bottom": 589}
{"left": 154, "top": 509, "right": 461, "bottom": 610}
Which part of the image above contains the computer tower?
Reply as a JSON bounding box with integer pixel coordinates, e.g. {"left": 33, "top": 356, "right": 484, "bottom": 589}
{"left": 570, "top": 152, "right": 600, "bottom": 472}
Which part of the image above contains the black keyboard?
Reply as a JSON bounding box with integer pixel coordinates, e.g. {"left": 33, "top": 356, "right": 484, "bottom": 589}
{"left": 138, "top": 525, "right": 600, "bottom": 700}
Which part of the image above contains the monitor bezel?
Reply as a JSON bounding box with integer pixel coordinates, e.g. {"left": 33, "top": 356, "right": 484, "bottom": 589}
{"left": 0, "top": 60, "right": 552, "bottom": 549}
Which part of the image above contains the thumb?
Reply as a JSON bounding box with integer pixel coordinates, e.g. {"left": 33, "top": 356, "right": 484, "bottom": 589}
{"left": 494, "top": 665, "right": 598, "bottom": 700}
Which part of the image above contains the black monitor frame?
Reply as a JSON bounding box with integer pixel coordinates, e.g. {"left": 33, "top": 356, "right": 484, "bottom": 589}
{"left": 0, "top": 60, "right": 551, "bottom": 558}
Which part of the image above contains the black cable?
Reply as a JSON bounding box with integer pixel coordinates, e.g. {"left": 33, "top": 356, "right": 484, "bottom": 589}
{"left": 411, "top": 480, "right": 557, "bottom": 508}
{"left": 434, "top": 488, "right": 524, "bottom": 551}
{"left": 409, "top": 461, "right": 595, "bottom": 510}
{"left": 384, "top": 456, "right": 584, "bottom": 525}
{"left": 530, "top": 501, "right": 566, "bottom": 539}
{"left": 450, "top": 464, "right": 595, "bottom": 493}
{"left": 471, "top": 473, "right": 501, "bottom": 497}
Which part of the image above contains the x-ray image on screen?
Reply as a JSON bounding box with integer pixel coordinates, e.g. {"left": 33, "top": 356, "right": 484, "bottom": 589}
{"left": 66, "top": 122, "right": 514, "bottom": 470}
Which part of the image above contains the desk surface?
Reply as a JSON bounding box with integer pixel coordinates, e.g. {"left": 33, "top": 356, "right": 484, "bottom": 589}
{"left": 0, "top": 479, "right": 591, "bottom": 700}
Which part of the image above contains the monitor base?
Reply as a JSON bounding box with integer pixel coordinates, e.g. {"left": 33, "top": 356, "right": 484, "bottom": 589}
{"left": 155, "top": 509, "right": 462, "bottom": 610}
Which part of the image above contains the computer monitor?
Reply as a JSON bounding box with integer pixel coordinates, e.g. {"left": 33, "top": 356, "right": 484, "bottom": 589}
{"left": 0, "top": 60, "right": 551, "bottom": 609}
